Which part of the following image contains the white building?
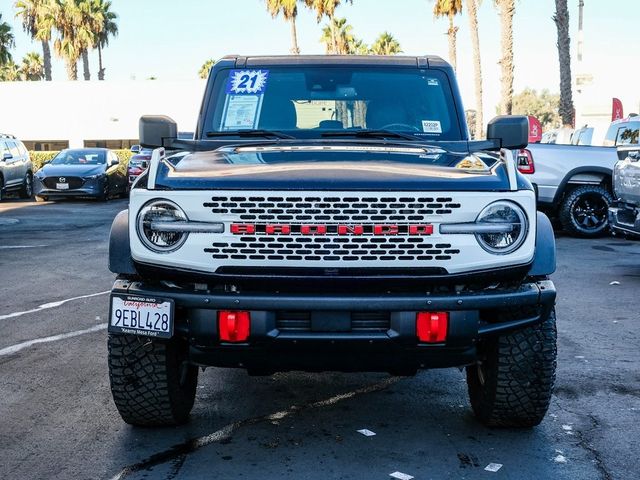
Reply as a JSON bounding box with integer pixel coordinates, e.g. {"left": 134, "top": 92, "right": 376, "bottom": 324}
{"left": 0, "top": 80, "right": 206, "bottom": 150}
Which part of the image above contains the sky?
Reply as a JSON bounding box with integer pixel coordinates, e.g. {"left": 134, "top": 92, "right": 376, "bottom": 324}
{"left": 1, "top": 0, "right": 639, "bottom": 117}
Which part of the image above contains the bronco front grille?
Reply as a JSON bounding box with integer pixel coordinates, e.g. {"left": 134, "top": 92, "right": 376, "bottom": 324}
{"left": 205, "top": 237, "right": 460, "bottom": 262}
{"left": 203, "top": 195, "right": 461, "bottom": 223}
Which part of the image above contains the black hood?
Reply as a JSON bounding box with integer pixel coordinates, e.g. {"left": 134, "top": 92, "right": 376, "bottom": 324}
{"left": 153, "top": 145, "right": 526, "bottom": 192}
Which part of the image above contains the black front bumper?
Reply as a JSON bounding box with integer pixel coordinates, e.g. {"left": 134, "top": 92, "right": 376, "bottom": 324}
{"left": 609, "top": 203, "right": 640, "bottom": 236}
{"left": 110, "top": 278, "right": 556, "bottom": 373}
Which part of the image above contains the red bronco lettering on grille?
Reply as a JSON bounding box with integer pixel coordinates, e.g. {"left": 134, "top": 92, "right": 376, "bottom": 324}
{"left": 230, "top": 224, "right": 434, "bottom": 235}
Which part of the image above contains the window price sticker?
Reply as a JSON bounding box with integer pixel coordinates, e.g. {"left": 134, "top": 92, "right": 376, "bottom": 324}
{"left": 225, "top": 69, "right": 269, "bottom": 95}
{"left": 422, "top": 119, "right": 442, "bottom": 134}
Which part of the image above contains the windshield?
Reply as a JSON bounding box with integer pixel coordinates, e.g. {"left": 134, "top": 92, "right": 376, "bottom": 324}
{"left": 51, "top": 149, "right": 106, "bottom": 165}
{"left": 204, "top": 67, "right": 463, "bottom": 141}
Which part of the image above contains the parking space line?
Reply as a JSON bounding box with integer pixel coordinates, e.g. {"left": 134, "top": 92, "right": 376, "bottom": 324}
{"left": 0, "top": 290, "right": 110, "bottom": 321}
{"left": 0, "top": 245, "right": 49, "bottom": 249}
{"left": 0, "top": 323, "right": 107, "bottom": 357}
{"left": 110, "top": 376, "right": 400, "bottom": 480}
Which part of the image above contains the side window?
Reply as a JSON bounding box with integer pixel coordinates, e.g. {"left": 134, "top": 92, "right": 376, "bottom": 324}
{"left": 616, "top": 123, "right": 640, "bottom": 146}
{"left": 7, "top": 141, "right": 20, "bottom": 157}
{"left": 603, "top": 124, "right": 620, "bottom": 147}
{"left": 17, "top": 142, "right": 28, "bottom": 156}
{"left": 0, "top": 140, "right": 7, "bottom": 156}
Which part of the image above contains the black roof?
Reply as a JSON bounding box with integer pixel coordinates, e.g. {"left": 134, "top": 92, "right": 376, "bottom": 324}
{"left": 219, "top": 54, "right": 451, "bottom": 69}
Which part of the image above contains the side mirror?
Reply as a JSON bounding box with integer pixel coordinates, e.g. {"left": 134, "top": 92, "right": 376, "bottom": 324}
{"left": 139, "top": 115, "right": 177, "bottom": 148}
{"left": 2, "top": 152, "right": 12, "bottom": 161}
{"left": 487, "top": 115, "right": 529, "bottom": 149}
{"left": 130, "top": 144, "right": 141, "bottom": 154}
{"left": 109, "top": 158, "right": 120, "bottom": 167}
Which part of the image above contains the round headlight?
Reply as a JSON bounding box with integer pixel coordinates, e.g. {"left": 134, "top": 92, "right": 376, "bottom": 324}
{"left": 475, "top": 201, "right": 528, "bottom": 254}
{"left": 136, "top": 199, "right": 188, "bottom": 253}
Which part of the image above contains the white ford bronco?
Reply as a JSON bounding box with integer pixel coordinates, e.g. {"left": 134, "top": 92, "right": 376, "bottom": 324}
{"left": 107, "top": 55, "right": 557, "bottom": 428}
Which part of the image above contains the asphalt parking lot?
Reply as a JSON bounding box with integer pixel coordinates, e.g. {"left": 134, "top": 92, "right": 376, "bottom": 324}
{"left": 0, "top": 197, "right": 638, "bottom": 480}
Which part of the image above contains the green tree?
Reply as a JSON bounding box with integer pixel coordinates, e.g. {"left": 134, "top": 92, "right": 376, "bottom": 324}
{"left": 94, "top": 0, "right": 118, "bottom": 80}
{"left": 370, "top": 32, "right": 402, "bottom": 55}
{"left": 0, "top": 60, "right": 20, "bottom": 80}
{"left": 52, "top": 0, "right": 83, "bottom": 80}
{"left": 433, "top": 0, "right": 462, "bottom": 71}
{"left": 304, "top": 0, "right": 352, "bottom": 53}
{"left": 320, "top": 16, "right": 355, "bottom": 54}
{"left": 0, "top": 13, "right": 15, "bottom": 66}
{"left": 14, "top": 0, "right": 55, "bottom": 81}
{"left": 77, "top": 0, "right": 104, "bottom": 80}
{"left": 553, "top": 0, "right": 573, "bottom": 127}
{"left": 199, "top": 58, "right": 215, "bottom": 79}
{"left": 494, "top": 0, "right": 515, "bottom": 114}
{"left": 511, "top": 88, "right": 560, "bottom": 130}
{"left": 20, "top": 50, "right": 44, "bottom": 79}
{"left": 264, "top": 0, "right": 300, "bottom": 54}
{"left": 466, "top": 0, "right": 483, "bottom": 138}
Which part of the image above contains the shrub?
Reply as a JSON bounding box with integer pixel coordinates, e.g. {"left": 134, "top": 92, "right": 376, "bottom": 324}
{"left": 29, "top": 149, "right": 134, "bottom": 173}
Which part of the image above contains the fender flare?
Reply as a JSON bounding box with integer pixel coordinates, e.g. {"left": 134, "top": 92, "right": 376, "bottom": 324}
{"left": 108, "top": 209, "right": 137, "bottom": 275}
{"left": 529, "top": 211, "right": 556, "bottom": 276}
{"left": 552, "top": 166, "right": 612, "bottom": 204}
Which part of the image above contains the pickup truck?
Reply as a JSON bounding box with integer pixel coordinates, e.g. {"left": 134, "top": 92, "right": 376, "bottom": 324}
{"left": 520, "top": 143, "right": 618, "bottom": 237}
{"left": 609, "top": 145, "right": 640, "bottom": 235}
{"left": 107, "top": 55, "right": 557, "bottom": 428}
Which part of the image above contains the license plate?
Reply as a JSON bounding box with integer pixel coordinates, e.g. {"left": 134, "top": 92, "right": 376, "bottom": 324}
{"left": 109, "top": 294, "right": 174, "bottom": 338}
{"left": 56, "top": 183, "right": 69, "bottom": 190}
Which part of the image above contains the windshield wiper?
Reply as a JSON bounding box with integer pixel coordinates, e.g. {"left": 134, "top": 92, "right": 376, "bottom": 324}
{"left": 205, "top": 129, "right": 295, "bottom": 139}
{"left": 321, "top": 129, "right": 417, "bottom": 141}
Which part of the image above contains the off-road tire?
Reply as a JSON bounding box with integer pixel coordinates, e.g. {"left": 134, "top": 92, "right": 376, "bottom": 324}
{"left": 108, "top": 333, "right": 198, "bottom": 427}
{"left": 19, "top": 171, "right": 33, "bottom": 199}
{"left": 0, "top": 176, "right": 4, "bottom": 202}
{"left": 559, "top": 185, "right": 613, "bottom": 238}
{"left": 466, "top": 307, "right": 557, "bottom": 427}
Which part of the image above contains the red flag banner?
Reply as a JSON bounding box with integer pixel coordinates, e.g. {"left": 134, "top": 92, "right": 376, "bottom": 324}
{"left": 612, "top": 98, "right": 624, "bottom": 121}
{"left": 528, "top": 116, "right": 542, "bottom": 143}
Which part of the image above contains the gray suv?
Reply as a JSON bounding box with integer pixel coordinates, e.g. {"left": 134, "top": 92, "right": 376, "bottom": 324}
{"left": 0, "top": 134, "right": 33, "bottom": 201}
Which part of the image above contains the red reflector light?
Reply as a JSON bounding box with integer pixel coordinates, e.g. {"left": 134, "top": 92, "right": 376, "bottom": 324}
{"left": 416, "top": 312, "right": 449, "bottom": 343}
{"left": 516, "top": 148, "right": 535, "bottom": 174}
{"left": 218, "top": 311, "right": 250, "bottom": 342}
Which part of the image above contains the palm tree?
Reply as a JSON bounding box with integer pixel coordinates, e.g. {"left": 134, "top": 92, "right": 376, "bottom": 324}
{"left": 14, "top": 0, "right": 54, "bottom": 81}
{"left": 370, "top": 32, "right": 402, "bottom": 55}
{"left": 0, "top": 60, "right": 20, "bottom": 80}
{"left": 199, "top": 58, "right": 215, "bottom": 79}
{"left": 494, "top": 0, "right": 515, "bottom": 115}
{"left": 93, "top": 0, "right": 117, "bottom": 80}
{"left": 433, "top": 0, "right": 462, "bottom": 71}
{"left": 352, "top": 38, "right": 369, "bottom": 55}
{"left": 465, "top": 0, "right": 483, "bottom": 138}
{"left": 264, "top": 0, "right": 300, "bottom": 54}
{"left": 0, "top": 13, "right": 15, "bottom": 66}
{"left": 20, "top": 51, "right": 44, "bottom": 79}
{"left": 52, "top": 0, "right": 83, "bottom": 80}
{"left": 77, "top": 0, "right": 104, "bottom": 80}
{"left": 304, "top": 0, "right": 352, "bottom": 53}
{"left": 320, "top": 17, "right": 354, "bottom": 54}
{"left": 553, "top": 0, "right": 573, "bottom": 127}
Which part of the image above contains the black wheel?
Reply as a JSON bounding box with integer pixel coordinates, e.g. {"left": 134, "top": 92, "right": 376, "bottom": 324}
{"left": 19, "top": 172, "right": 33, "bottom": 199}
{"left": 466, "top": 307, "right": 557, "bottom": 427}
{"left": 98, "top": 186, "right": 110, "bottom": 201}
{"left": 108, "top": 334, "right": 198, "bottom": 427}
{"left": 35, "top": 195, "right": 48, "bottom": 202}
{"left": 559, "top": 185, "right": 613, "bottom": 237}
{"left": 0, "top": 176, "right": 4, "bottom": 202}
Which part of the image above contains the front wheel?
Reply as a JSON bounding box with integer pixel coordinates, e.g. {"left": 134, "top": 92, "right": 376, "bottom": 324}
{"left": 19, "top": 172, "right": 33, "bottom": 199}
{"left": 559, "top": 185, "right": 613, "bottom": 237}
{"left": 108, "top": 334, "right": 198, "bottom": 427}
{"left": 466, "top": 308, "right": 557, "bottom": 427}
